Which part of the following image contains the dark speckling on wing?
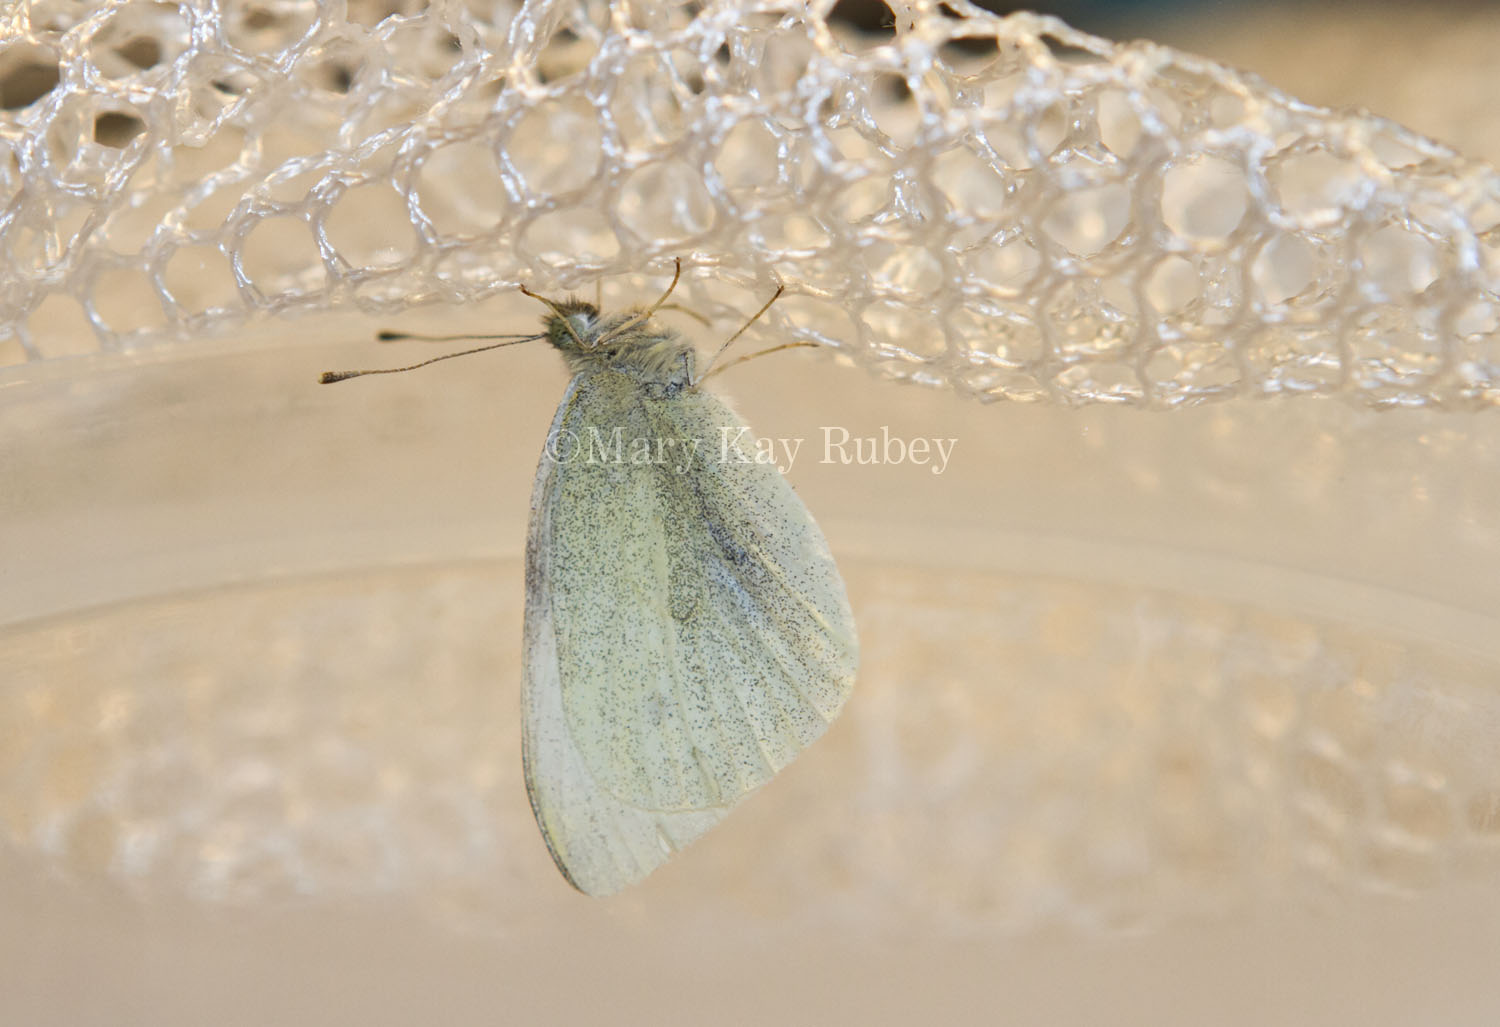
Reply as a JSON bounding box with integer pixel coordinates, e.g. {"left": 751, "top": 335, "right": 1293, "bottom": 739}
{"left": 519, "top": 292, "right": 858, "bottom": 897}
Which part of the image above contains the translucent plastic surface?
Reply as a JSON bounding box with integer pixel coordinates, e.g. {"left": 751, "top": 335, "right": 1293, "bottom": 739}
{"left": 5, "top": 315, "right": 1500, "bottom": 1021}
{"left": 4, "top": 1, "right": 1500, "bottom": 408}
{"left": 4, "top": 1, "right": 1500, "bottom": 1024}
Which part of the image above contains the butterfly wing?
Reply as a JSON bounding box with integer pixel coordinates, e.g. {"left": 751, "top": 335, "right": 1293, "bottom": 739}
{"left": 521, "top": 371, "right": 857, "bottom": 896}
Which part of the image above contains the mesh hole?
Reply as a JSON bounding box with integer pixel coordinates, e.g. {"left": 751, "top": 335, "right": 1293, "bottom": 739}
{"left": 324, "top": 182, "right": 419, "bottom": 270}
{"left": 869, "top": 73, "right": 918, "bottom": 149}
{"left": 862, "top": 299, "right": 938, "bottom": 359}
{"left": 94, "top": 111, "right": 146, "bottom": 148}
{"left": 534, "top": 22, "right": 601, "bottom": 86}
{"left": 522, "top": 206, "right": 619, "bottom": 266}
{"left": 1095, "top": 90, "right": 1145, "bottom": 158}
{"left": 612, "top": 53, "right": 692, "bottom": 152}
{"left": 964, "top": 237, "right": 1043, "bottom": 299}
{"left": 864, "top": 241, "right": 944, "bottom": 297}
{"left": 92, "top": 1, "right": 190, "bottom": 78}
{"left": 1359, "top": 223, "right": 1441, "bottom": 300}
{"left": 616, "top": 161, "right": 717, "bottom": 244}
{"left": 0, "top": 44, "right": 62, "bottom": 109}
{"left": 1160, "top": 155, "right": 1249, "bottom": 245}
{"left": 47, "top": 101, "right": 146, "bottom": 191}
{"left": 714, "top": 120, "right": 781, "bottom": 196}
{"left": 240, "top": 216, "right": 327, "bottom": 297}
{"left": 828, "top": 0, "right": 899, "bottom": 52}
{"left": 1041, "top": 183, "right": 1131, "bottom": 257}
{"left": 1145, "top": 256, "right": 1202, "bottom": 314}
{"left": 162, "top": 245, "right": 242, "bottom": 315}
{"left": 181, "top": 183, "right": 245, "bottom": 233}
{"left": 91, "top": 267, "right": 166, "bottom": 335}
{"left": 751, "top": 213, "right": 831, "bottom": 255}
{"left": 1251, "top": 233, "right": 1319, "bottom": 307}
{"left": 505, "top": 98, "right": 602, "bottom": 198}
{"left": 225, "top": 3, "right": 318, "bottom": 56}
{"left": 414, "top": 141, "right": 507, "bottom": 239}
{"left": 101, "top": 189, "right": 175, "bottom": 255}
{"left": 930, "top": 146, "right": 1009, "bottom": 219}
{"left": 1268, "top": 147, "right": 1367, "bottom": 223}
{"left": 777, "top": 293, "right": 857, "bottom": 349}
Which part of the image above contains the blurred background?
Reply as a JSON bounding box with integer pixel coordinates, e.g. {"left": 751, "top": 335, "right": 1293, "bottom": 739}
{"left": 843, "top": 0, "right": 1500, "bottom": 162}
{"left": 4, "top": 1, "right": 1500, "bottom": 1024}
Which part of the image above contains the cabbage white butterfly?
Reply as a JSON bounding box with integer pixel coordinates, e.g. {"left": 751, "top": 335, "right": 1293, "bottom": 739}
{"left": 322, "top": 263, "right": 859, "bottom": 895}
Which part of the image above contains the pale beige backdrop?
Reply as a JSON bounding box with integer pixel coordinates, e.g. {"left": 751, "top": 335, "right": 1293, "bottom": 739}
{"left": 3, "top": 3, "right": 1500, "bottom": 1025}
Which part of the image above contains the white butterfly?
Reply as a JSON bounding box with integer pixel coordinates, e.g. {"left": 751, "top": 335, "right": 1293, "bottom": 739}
{"left": 324, "top": 266, "right": 858, "bottom": 896}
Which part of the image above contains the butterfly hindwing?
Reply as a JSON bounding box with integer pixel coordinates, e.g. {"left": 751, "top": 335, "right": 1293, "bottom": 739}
{"left": 521, "top": 370, "right": 857, "bottom": 896}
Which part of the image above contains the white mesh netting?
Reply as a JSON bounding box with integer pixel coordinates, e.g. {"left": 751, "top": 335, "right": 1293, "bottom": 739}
{"left": 5, "top": 0, "right": 1500, "bottom": 943}
{"left": 3, "top": 0, "right": 1499, "bottom": 408}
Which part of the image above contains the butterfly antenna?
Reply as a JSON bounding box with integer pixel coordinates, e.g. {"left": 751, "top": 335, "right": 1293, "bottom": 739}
{"left": 698, "top": 340, "right": 819, "bottom": 383}
{"left": 519, "top": 284, "right": 589, "bottom": 349}
{"left": 643, "top": 257, "right": 683, "bottom": 317}
{"left": 376, "top": 330, "right": 536, "bottom": 343}
{"left": 597, "top": 258, "right": 683, "bottom": 347}
{"left": 695, "top": 284, "right": 785, "bottom": 383}
{"left": 654, "top": 302, "right": 712, "bottom": 327}
{"left": 319, "top": 336, "right": 541, "bottom": 383}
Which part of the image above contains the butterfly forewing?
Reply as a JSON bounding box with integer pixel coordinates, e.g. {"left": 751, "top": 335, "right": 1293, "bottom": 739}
{"left": 521, "top": 369, "right": 857, "bottom": 896}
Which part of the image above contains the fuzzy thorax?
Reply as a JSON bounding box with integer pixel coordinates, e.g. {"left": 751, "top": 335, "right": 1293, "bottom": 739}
{"left": 544, "top": 300, "right": 696, "bottom": 388}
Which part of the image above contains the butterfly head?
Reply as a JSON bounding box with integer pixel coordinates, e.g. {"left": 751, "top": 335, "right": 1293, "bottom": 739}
{"left": 542, "top": 299, "right": 602, "bottom": 354}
